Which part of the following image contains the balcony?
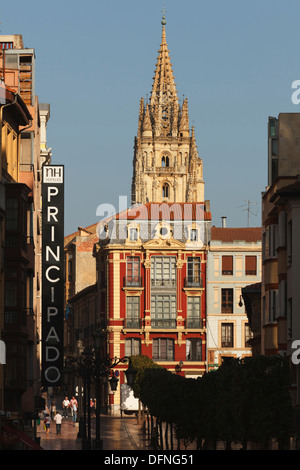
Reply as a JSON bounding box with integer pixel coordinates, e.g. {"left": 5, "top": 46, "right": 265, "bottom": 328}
{"left": 124, "top": 318, "right": 142, "bottom": 329}
{"left": 151, "top": 279, "right": 176, "bottom": 288}
{"left": 151, "top": 318, "right": 177, "bottom": 329}
{"left": 186, "top": 317, "right": 204, "bottom": 329}
{"left": 184, "top": 276, "right": 203, "bottom": 288}
{"left": 124, "top": 276, "right": 142, "bottom": 288}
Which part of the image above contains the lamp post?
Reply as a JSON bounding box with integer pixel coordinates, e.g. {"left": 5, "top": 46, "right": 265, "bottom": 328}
{"left": 65, "top": 349, "right": 136, "bottom": 450}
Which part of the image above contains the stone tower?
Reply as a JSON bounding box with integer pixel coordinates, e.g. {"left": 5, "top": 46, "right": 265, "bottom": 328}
{"left": 131, "top": 14, "right": 204, "bottom": 205}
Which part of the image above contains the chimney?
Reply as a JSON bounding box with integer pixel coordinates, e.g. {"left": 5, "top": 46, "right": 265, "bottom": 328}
{"left": 221, "top": 217, "right": 227, "bottom": 228}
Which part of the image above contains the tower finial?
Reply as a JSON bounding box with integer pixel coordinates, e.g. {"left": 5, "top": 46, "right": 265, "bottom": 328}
{"left": 161, "top": 6, "right": 166, "bottom": 26}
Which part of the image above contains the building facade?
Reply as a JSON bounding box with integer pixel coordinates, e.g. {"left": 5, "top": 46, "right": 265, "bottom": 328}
{"left": 0, "top": 34, "right": 51, "bottom": 440}
{"left": 207, "top": 226, "right": 261, "bottom": 370}
{"left": 261, "top": 113, "right": 300, "bottom": 408}
{"left": 92, "top": 15, "right": 212, "bottom": 415}
{"left": 93, "top": 202, "right": 211, "bottom": 414}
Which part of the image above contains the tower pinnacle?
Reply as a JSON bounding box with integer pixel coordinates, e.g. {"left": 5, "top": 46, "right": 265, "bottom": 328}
{"left": 161, "top": 7, "right": 166, "bottom": 26}
{"left": 131, "top": 15, "right": 205, "bottom": 205}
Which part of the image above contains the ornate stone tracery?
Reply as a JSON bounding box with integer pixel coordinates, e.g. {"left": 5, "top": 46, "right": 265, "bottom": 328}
{"left": 131, "top": 21, "right": 204, "bottom": 206}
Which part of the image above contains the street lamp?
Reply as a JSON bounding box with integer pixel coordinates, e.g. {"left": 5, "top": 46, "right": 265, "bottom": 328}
{"left": 65, "top": 349, "right": 136, "bottom": 450}
{"left": 108, "top": 373, "right": 119, "bottom": 392}
{"left": 124, "top": 360, "right": 136, "bottom": 387}
{"left": 175, "top": 361, "right": 184, "bottom": 374}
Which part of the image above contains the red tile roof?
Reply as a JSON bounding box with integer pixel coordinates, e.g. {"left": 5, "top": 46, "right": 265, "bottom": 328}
{"left": 211, "top": 226, "right": 261, "bottom": 242}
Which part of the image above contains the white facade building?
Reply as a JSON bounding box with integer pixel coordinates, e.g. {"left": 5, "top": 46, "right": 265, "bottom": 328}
{"left": 206, "top": 226, "right": 261, "bottom": 370}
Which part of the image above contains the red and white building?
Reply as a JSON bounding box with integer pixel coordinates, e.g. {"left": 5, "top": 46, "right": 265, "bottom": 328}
{"left": 93, "top": 202, "right": 211, "bottom": 413}
{"left": 91, "top": 14, "right": 214, "bottom": 413}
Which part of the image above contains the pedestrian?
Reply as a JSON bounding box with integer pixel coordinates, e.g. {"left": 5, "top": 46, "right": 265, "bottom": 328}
{"left": 72, "top": 402, "right": 78, "bottom": 424}
{"left": 54, "top": 412, "right": 63, "bottom": 434}
{"left": 70, "top": 396, "right": 78, "bottom": 418}
{"left": 50, "top": 402, "right": 56, "bottom": 422}
{"left": 44, "top": 414, "right": 51, "bottom": 436}
{"left": 62, "top": 396, "right": 70, "bottom": 417}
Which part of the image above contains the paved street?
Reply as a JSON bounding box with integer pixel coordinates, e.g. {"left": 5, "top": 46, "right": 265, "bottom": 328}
{"left": 37, "top": 414, "right": 149, "bottom": 451}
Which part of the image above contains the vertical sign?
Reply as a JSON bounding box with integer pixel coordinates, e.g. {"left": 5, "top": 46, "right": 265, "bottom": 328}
{"left": 42, "top": 165, "right": 64, "bottom": 387}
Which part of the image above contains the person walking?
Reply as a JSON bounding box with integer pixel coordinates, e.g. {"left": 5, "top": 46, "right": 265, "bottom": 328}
{"left": 62, "top": 397, "right": 70, "bottom": 417}
{"left": 70, "top": 396, "right": 78, "bottom": 419}
{"left": 54, "top": 412, "right": 63, "bottom": 434}
{"left": 50, "top": 402, "right": 56, "bottom": 422}
{"left": 44, "top": 414, "right": 51, "bottom": 436}
{"left": 72, "top": 402, "right": 78, "bottom": 424}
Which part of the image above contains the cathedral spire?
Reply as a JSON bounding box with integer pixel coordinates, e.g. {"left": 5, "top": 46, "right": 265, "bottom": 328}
{"left": 149, "top": 13, "right": 178, "bottom": 137}
{"left": 131, "top": 14, "right": 205, "bottom": 205}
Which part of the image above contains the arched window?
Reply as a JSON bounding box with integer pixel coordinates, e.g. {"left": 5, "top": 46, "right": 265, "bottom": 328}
{"left": 161, "top": 155, "right": 169, "bottom": 167}
{"left": 162, "top": 183, "right": 169, "bottom": 198}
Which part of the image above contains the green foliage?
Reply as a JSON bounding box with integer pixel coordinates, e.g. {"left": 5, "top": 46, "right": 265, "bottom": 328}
{"left": 134, "top": 354, "right": 293, "bottom": 447}
{"left": 129, "top": 355, "right": 161, "bottom": 399}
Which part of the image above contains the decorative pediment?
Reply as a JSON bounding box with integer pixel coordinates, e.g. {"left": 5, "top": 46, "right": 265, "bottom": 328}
{"left": 142, "top": 238, "right": 185, "bottom": 249}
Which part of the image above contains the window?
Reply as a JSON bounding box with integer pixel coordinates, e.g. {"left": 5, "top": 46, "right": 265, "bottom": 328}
{"left": 190, "top": 228, "right": 198, "bottom": 242}
{"left": 268, "top": 290, "right": 278, "bottom": 322}
{"left": 153, "top": 338, "right": 174, "bottom": 361}
{"left": 221, "top": 323, "right": 234, "bottom": 348}
{"left": 187, "top": 297, "right": 201, "bottom": 328}
{"left": 6, "top": 197, "right": 18, "bottom": 231}
{"left": 262, "top": 230, "right": 268, "bottom": 261}
{"left": 125, "top": 338, "right": 141, "bottom": 356}
{"left": 245, "top": 256, "right": 257, "bottom": 275}
{"left": 68, "top": 254, "right": 73, "bottom": 282}
{"left": 186, "top": 338, "right": 202, "bottom": 361}
{"left": 126, "top": 296, "right": 140, "bottom": 328}
{"left": 126, "top": 256, "right": 140, "bottom": 286}
{"left": 129, "top": 227, "right": 138, "bottom": 241}
{"left": 162, "top": 183, "right": 169, "bottom": 198}
{"left": 4, "top": 269, "right": 20, "bottom": 325}
{"left": 262, "top": 296, "right": 266, "bottom": 324}
{"left": 151, "top": 294, "right": 176, "bottom": 328}
{"left": 245, "top": 323, "right": 251, "bottom": 346}
{"left": 269, "top": 118, "right": 277, "bottom": 137}
{"left": 161, "top": 156, "right": 169, "bottom": 167}
{"left": 269, "top": 225, "right": 277, "bottom": 258}
{"left": 221, "top": 288, "right": 233, "bottom": 313}
{"left": 151, "top": 256, "right": 176, "bottom": 287}
{"left": 272, "top": 139, "right": 278, "bottom": 156}
{"left": 186, "top": 257, "right": 201, "bottom": 287}
{"left": 5, "top": 280, "right": 18, "bottom": 307}
{"left": 222, "top": 256, "right": 233, "bottom": 275}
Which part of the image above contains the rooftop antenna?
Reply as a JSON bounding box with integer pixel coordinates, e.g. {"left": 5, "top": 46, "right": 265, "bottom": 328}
{"left": 239, "top": 200, "right": 258, "bottom": 227}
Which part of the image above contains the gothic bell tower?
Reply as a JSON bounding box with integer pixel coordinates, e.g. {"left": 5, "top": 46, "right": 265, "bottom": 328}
{"left": 131, "top": 13, "right": 205, "bottom": 205}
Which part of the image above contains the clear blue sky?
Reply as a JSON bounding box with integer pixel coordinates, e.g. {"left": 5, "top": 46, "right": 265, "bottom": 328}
{"left": 2, "top": 0, "right": 300, "bottom": 235}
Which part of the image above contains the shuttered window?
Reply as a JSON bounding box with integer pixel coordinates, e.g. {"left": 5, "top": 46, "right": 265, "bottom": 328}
{"left": 245, "top": 256, "right": 256, "bottom": 275}
{"left": 222, "top": 256, "right": 233, "bottom": 275}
